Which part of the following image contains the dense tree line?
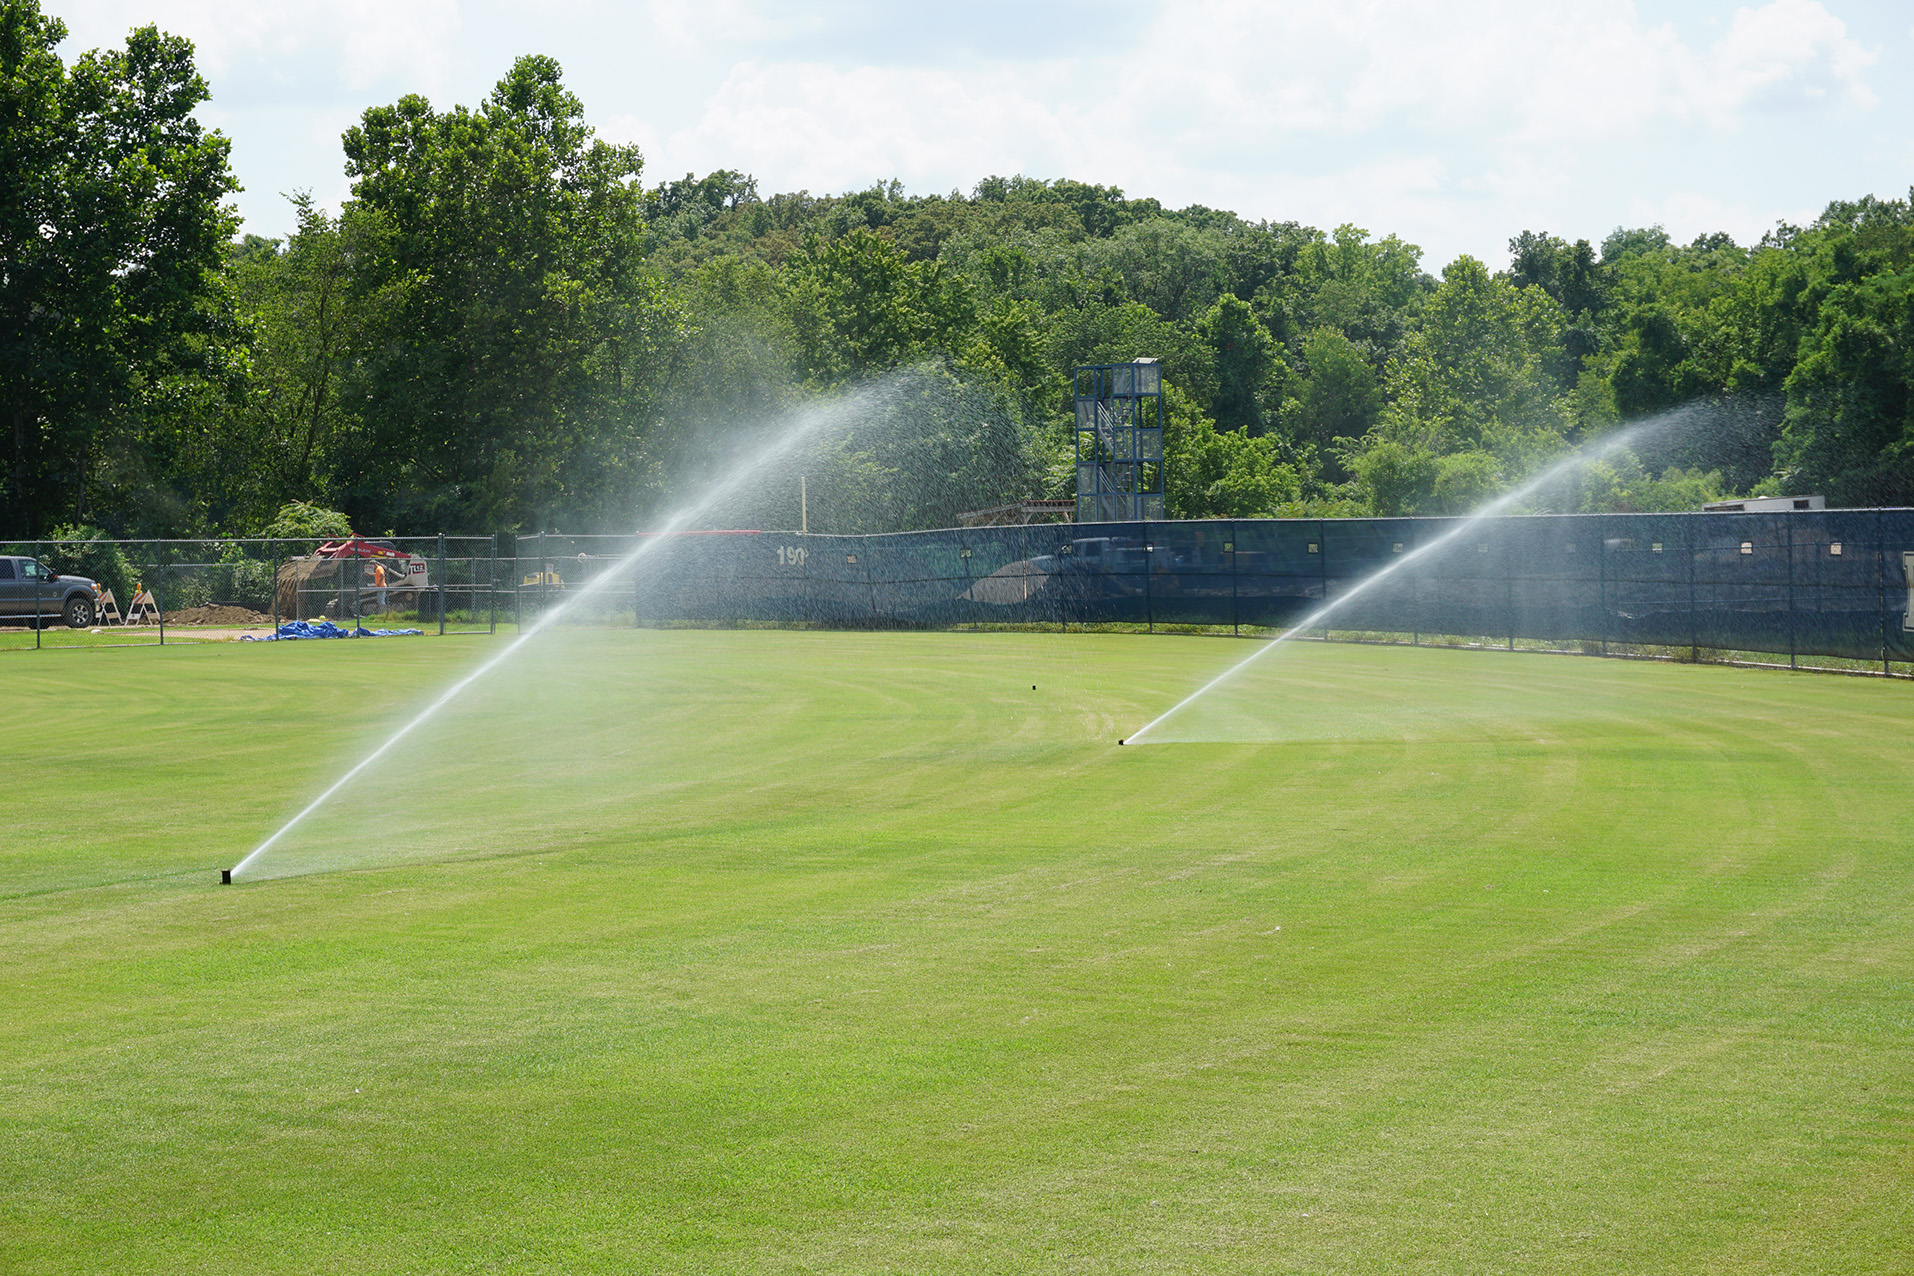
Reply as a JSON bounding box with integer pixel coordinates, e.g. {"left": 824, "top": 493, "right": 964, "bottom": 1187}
{"left": 5, "top": 11, "right": 1913, "bottom": 540}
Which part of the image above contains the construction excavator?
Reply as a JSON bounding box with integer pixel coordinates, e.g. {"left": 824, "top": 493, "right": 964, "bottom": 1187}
{"left": 275, "top": 537, "right": 435, "bottom": 620}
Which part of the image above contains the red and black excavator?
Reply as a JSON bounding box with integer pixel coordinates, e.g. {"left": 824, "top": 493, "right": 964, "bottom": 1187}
{"left": 275, "top": 536, "right": 434, "bottom": 619}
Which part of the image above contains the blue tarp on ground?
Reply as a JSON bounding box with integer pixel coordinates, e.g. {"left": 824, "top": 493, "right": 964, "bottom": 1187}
{"left": 242, "top": 621, "right": 425, "bottom": 641}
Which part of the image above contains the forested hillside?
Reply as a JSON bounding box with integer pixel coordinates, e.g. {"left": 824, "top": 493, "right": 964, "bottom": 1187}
{"left": 6, "top": 13, "right": 1913, "bottom": 540}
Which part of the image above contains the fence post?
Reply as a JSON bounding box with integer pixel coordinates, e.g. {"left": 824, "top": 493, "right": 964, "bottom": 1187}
{"left": 1688, "top": 515, "right": 1698, "bottom": 663}
{"left": 1317, "top": 518, "right": 1330, "bottom": 641}
{"left": 1505, "top": 524, "right": 1515, "bottom": 651}
{"left": 488, "top": 534, "right": 498, "bottom": 635}
{"left": 1786, "top": 515, "right": 1797, "bottom": 670}
{"left": 1230, "top": 521, "right": 1240, "bottom": 637}
{"left": 33, "top": 540, "right": 43, "bottom": 649}
{"left": 437, "top": 533, "right": 447, "bottom": 635}
{"left": 1142, "top": 522, "right": 1154, "bottom": 634}
{"left": 1879, "top": 510, "right": 1890, "bottom": 676}
{"left": 156, "top": 542, "right": 166, "bottom": 647}
{"left": 270, "top": 539, "right": 280, "bottom": 635}
{"left": 1598, "top": 521, "right": 1608, "bottom": 657}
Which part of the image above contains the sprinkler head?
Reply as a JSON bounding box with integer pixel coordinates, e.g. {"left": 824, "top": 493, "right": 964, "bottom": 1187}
{"left": 220, "top": 869, "right": 232, "bottom": 885}
{"left": 1118, "top": 738, "right": 1126, "bottom": 746}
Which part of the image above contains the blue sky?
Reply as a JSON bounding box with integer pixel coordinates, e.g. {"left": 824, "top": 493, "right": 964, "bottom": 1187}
{"left": 54, "top": 0, "right": 1914, "bottom": 268}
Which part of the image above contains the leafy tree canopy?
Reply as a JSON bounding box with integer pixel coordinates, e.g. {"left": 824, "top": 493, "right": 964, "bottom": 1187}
{"left": 13, "top": 32, "right": 1914, "bottom": 538}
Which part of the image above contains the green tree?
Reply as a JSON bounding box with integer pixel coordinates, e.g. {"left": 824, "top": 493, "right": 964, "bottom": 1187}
{"left": 260, "top": 500, "right": 353, "bottom": 541}
{"left": 1349, "top": 440, "right": 1438, "bottom": 516}
{"left": 783, "top": 228, "right": 973, "bottom": 383}
{"left": 1287, "top": 326, "right": 1381, "bottom": 473}
{"left": 1194, "top": 295, "right": 1278, "bottom": 435}
{"left": 225, "top": 196, "right": 405, "bottom": 527}
{"left": 1268, "top": 224, "right": 1431, "bottom": 355}
{"left": 1082, "top": 218, "right": 1228, "bottom": 322}
{"left": 1371, "top": 256, "right": 1571, "bottom": 459}
{"left": 340, "top": 55, "right": 672, "bottom": 532}
{"left": 0, "top": 1, "right": 240, "bottom": 536}
{"left": 1162, "top": 385, "right": 1300, "bottom": 519}
{"left": 1774, "top": 268, "right": 1914, "bottom": 504}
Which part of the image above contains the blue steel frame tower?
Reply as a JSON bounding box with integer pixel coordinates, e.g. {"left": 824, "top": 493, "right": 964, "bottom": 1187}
{"left": 1074, "top": 359, "right": 1164, "bottom": 522}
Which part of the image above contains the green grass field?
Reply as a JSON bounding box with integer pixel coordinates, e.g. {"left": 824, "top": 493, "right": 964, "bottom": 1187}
{"left": 4, "top": 629, "right": 1911, "bottom": 1273}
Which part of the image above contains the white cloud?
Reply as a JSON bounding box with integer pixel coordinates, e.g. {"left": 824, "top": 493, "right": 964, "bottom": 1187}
{"left": 1704, "top": 0, "right": 1876, "bottom": 114}
{"left": 58, "top": 0, "right": 464, "bottom": 92}
{"left": 1126, "top": 0, "right": 1874, "bottom": 142}
{"left": 45, "top": 0, "right": 1905, "bottom": 261}
{"left": 639, "top": 0, "right": 829, "bottom": 55}
{"left": 655, "top": 60, "right": 1086, "bottom": 195}
{"left": 635, "top": 0, "right": 1881, "bottom": 262}
{"left": 1626, "top": 188, "right": 1819, "bottom": 245}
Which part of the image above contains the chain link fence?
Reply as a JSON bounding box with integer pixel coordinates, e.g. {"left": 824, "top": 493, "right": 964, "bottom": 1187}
{"left": 0, "top": 535, "right": 504, "bottom": 652}
{"left": 9, "top": 514, "right": 1914, "bottom": 677}
{"left": 514, "top": 512, "right": 1914, "bottom": 675}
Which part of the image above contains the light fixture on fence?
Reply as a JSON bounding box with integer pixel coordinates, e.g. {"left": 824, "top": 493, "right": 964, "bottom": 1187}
{"left": 1830, "top": 542, "right": 1843, "bottom": 556}
{"left": 1740, "top": 542, "right": 1754, "bottom": 555}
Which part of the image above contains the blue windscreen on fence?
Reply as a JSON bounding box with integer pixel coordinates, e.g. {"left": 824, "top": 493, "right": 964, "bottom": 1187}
{"left": 523, "top": 510, "right": 1914, "bottom": 663}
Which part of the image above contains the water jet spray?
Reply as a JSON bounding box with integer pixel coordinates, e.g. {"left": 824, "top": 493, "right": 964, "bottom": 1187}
{"left": 226, "top": 381, "right": 901, "bottom": 883}
{"left": 1120, "top": 422, "right": 1657, "bottom": 746}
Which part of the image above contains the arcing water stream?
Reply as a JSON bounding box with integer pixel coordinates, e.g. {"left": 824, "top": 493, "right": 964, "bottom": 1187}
{"left": 232, "top": 396, "right": 1682, "bottom": 877}
{"left": 1119, "top": 424, "right": 1649, "bottom": 745}
{"left": 226, "top": 386, "right": 887, "bottom": 882}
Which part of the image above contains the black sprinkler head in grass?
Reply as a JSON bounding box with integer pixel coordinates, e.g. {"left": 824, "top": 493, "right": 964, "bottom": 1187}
{"left": 221, "top": 869, "right": 232, "bottom": 885}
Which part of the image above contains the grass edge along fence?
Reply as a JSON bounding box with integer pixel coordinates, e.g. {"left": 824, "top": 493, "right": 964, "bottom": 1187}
{"left": 0, "top": 535, "right": 503, "bottom": 652}
{"left": 513, "top": 509, "right": 1914, "bottom": 678}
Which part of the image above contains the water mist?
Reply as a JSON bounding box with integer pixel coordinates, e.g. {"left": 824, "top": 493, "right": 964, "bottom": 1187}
{"left": 226, "top": 380, "right": 912, "bottom": 883}
{"left": 1120, "top": 421, "right": 1661, "bottom": 746}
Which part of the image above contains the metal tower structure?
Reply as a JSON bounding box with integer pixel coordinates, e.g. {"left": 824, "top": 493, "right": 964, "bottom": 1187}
{"left": 1074, "top": 359, "right": 1164, "bottom": 522}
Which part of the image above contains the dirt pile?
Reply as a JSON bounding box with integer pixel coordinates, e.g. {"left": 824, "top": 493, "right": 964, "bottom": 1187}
{"left": 163, "top": 604, "right": 275, "bottom": 626}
